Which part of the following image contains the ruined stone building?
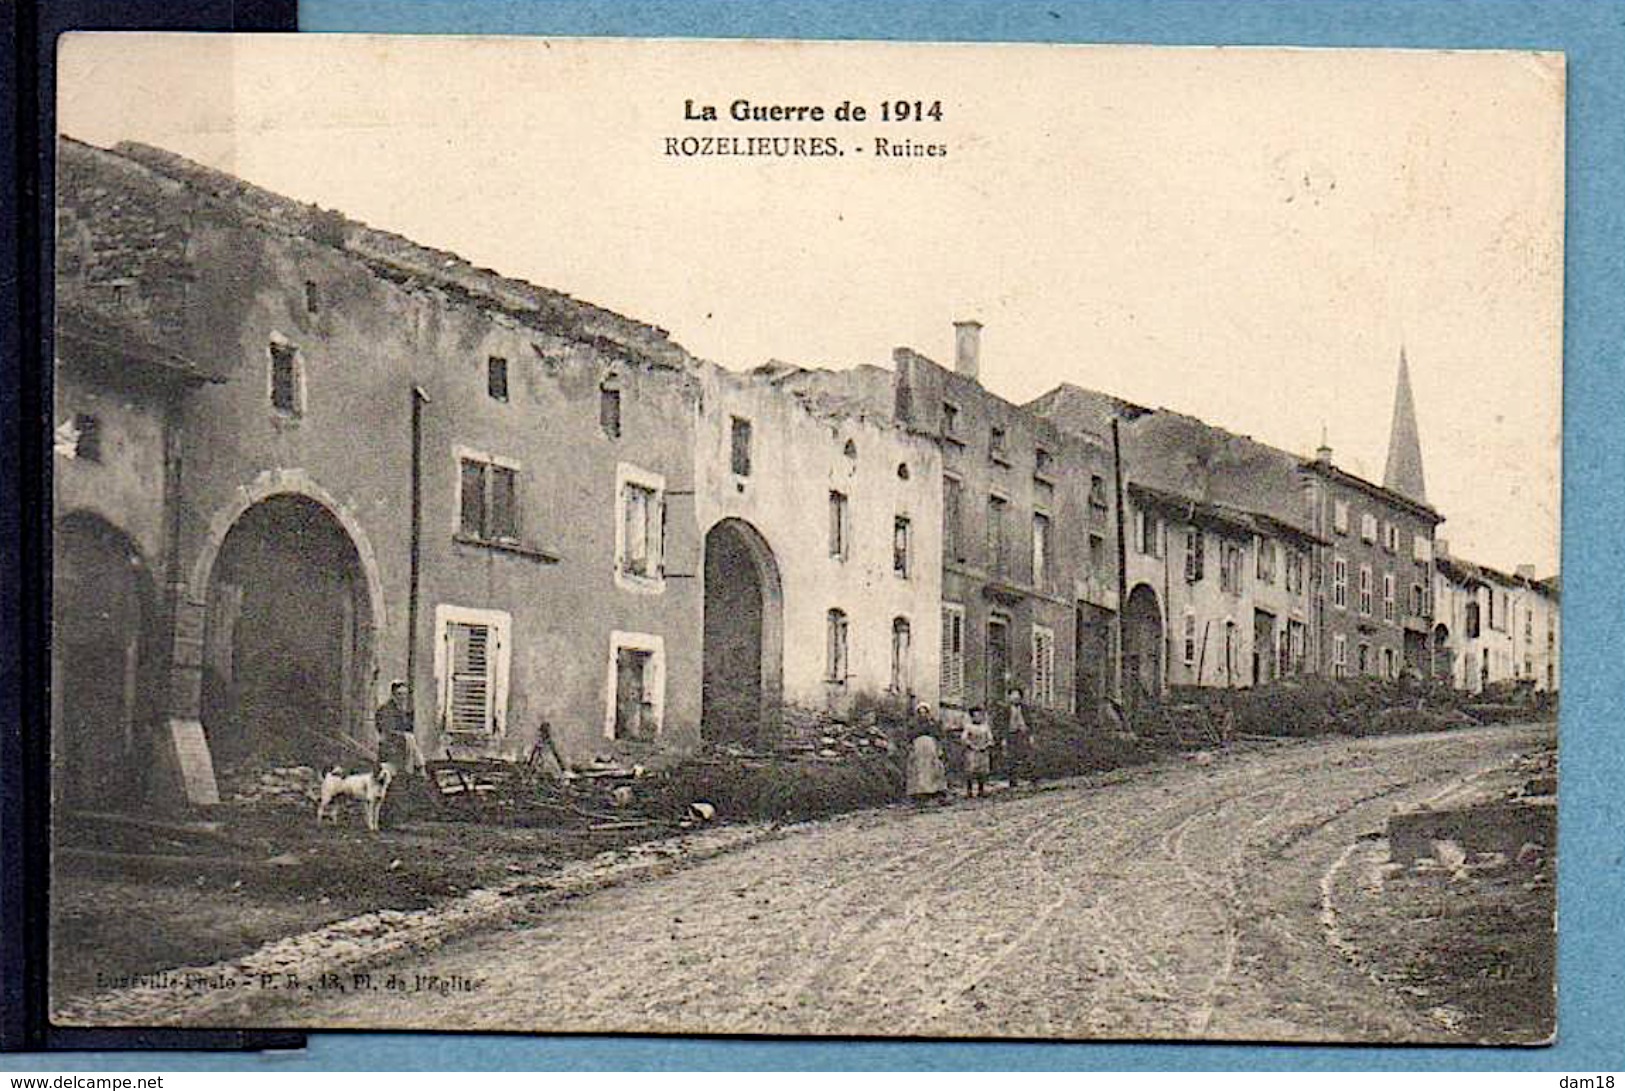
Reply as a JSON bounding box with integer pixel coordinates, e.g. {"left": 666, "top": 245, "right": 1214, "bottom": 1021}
{"left": 1433, "top": 551, "right": 1561, "bottom": 694}
{"left": 52, "top": 139, "right": 1558, "bottom": 813}
{"left": 1033, "top": 353, "right": 1559, "bottom": 697}
{"left": 1031, "top": 388, "right": 1323, "bottom": 702}
{"left": 52, "top": 302, "right": 219, "bottom": 809}
{"left": 1297, "top": 353, "right": 1442, "bottom": 680}
{"left": 1300, "top": 438, "right": 1443, "bottom": 681}
{"left": 891, "top": 325, "right": 1120, "bottom": 728}
{"left": 56, "top": 137, "right": 706, "bottom": 805}
{"left": 692, "top": 360, "right": 944, "bottom": 746}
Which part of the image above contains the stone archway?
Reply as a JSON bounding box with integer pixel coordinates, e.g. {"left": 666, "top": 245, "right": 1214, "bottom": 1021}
{"left": 53, "top": 512, "right": 157, "bottom": 810}
{"left": 1123, "top": 583, "right": 1163, "bottom": 704}
{"left": 702, "top": 518, "right": 784, "bottom": 748}
{"left": 186, "top": 475, "right": 384, "bottom": 782}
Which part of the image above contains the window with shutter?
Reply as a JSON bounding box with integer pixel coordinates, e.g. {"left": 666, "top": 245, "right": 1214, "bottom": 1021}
{"left": 987, "top": 496, "right": 1008, "bottom": 575}
{"left": 460, "top": 459, "right": 486, "bottom": 537}
{"left": 940, "top": 604, "right": 966, "bottom": 703}
{"left": 615, "top": 463, "right": 667, "bottom": 590}
{"left": 436, "top": 606, "right": 510, "bottom": 739}
{"left": 457, "top": 448, "right": 523, "bottom": 545}
{"left": 943, "top": 476, "right": 963, "bottom": 562}
{"left": 448, "top": 622, "right": 493, "bottom": 734}
{"left": 488, "top": 464, "right": 518, "bottom": 541}
{"left": 1031, "top": 625, "right": 1055, "bottom": 708}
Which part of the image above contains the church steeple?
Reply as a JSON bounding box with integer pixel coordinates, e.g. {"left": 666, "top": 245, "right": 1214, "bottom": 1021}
{"left": 1383, "top": 347, "right": 1427, "bottom": 504}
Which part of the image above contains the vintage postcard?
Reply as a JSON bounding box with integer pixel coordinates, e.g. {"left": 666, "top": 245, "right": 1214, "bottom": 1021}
{"left": 49, "top": 34, "right": 1562, "bottom": 1042}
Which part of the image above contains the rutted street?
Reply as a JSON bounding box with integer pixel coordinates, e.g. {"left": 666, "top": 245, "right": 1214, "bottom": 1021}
{"left": 231, "top": 723, "right": 1552, "bottom": 1041}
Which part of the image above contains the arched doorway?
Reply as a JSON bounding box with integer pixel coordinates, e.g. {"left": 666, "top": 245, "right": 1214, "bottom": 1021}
{"left": 702, "top": 518, "right": 783, "bottom": 747}
{"left": 1123, "top": 583, "right": 1163, "bottom": 705}
{"left": 53, "top": 513, "right": 156, "bottom": 810}
{"left": 201, "top": 494, "right": 374, "bottom": 779}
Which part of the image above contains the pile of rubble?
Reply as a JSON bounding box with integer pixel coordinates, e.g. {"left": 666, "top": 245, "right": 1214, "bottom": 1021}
{"left": 220, "top": 765, "right": 321, "bottom": 808}
{"left": 754, "top": 705, "right": 898, "bottom": 762}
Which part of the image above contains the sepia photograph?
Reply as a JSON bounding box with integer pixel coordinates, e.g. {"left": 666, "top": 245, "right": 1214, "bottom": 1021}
{"left": 47, "top": 33, "right": 1562, "bottom": 1043}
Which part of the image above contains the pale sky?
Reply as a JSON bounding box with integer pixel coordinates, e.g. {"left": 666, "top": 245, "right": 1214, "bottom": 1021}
{"left": 57, "top": 34, "right": 1564, "bottom": 574}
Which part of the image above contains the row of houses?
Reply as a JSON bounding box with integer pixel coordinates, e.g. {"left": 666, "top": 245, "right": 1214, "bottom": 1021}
{"left": 51, "top": 137, "right": 1559, "bottom": 812}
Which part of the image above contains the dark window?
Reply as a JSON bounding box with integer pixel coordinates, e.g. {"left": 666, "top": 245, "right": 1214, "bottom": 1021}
{"left": 1089, "top": 474, "right": 1108, "bottom": 509}
{"left": 270, "top": 341, "right": 300, "bottom": 415}
{"left": 488, "top": 464, "right": 518, "bottom": 540}
{"left": 829, "top": 491, "right": 849, "bottom": 559}
{"left": 731, "top": 417, "right": 753, "bottom": 476}
{"left": 894, "top": 516, "right": 911, "bottom": 577}
{"left": 1465, "top": 601, "right": 1482, "bottom": 639}
{"left": 942, "top": 403, "right": 959, "bottom": 439}
{"left": 989, "top": 426, "right": 1007, "bottom": 462}
{"left": 987, "top": 495, "right": 1009, "bottom": 575}
{"left": 599, "top": 377, "right": 622, "bottom": 438}
{"left": 1035, "top": 447, "right": 1053, "bottom": 478}
{"left": 1089, "top": 532, "right": 1106, "bottom": 575}
{"left": 1032, "top": 512, "right": 1051, "bottom": 587}
{"left": 459, "top": 459, "right": 486, "bottom": 537}
{"left": 460, "top": 457, "right": 520, "bottom": 543}
{"left": 943, "top": 475, "right": 964, "bottom": 562}
{"left": 304, "top": 280, "right": 320, "bottom": 314}
{"left": 72, "top": 413, "right": 101, "bottom": 462}
{"left": 1184, "top": 528, "right": 1205, "bottom": 583}
{"left": 487, "top": 356, "right": 509, "bottom": 402}
{"left": 826, "top": 609, "right": 849, "bottom": 682}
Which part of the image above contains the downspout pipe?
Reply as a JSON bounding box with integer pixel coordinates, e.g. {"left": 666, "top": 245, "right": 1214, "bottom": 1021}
{"left": 407, "top": 385, "right": 429, "bottom": 731}
{"left": 1110, "top": 418, "right": 1129, "bottom": 704}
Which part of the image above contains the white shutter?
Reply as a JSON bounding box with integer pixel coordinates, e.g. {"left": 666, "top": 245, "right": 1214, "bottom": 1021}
{"left": 448, "top": 621, "right": 494, "bottom": 733}
{"left": 1031, "top": 626, "right": 1055, "bottom": 708}
{"left": 940, "top": 605, "right": 965, "bottom": 703}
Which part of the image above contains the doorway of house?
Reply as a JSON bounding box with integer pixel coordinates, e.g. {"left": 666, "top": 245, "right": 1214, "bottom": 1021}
{"left": 614, "top": 647, "right": 656, "bottom": 741}
{"left": 1075, "top": 603, "right": 1112, "bottom": 711}
{"left": 701, "top": 518, "right": 784, "bottom": 748}
{"left": 201, "top": 494, "right": 373, "bottom": 779}
{"left": 1123, "top": 584, "right": 1163, "bottom": 705}
{"left": 1252, "top": 609, "right": 1276, "bottom": 686}
{"left": 987, "top": 614, "right": 1011, "bottom": 732}
{"left": 54, "top": 513, "right": 154, "bottom": 811}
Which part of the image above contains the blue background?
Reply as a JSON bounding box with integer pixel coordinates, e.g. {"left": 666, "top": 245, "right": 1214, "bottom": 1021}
{"left": 31, "top": 0, "right": 1625, "bottom": 1072}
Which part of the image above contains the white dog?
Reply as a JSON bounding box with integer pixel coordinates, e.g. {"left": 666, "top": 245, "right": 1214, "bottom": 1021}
{"left": 316, "top": 762, "right": 396, "bottom": 831}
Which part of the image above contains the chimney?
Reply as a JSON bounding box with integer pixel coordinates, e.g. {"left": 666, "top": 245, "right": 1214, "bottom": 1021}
{"left": 1516, "top": 563, "right": 1537, "bottom": 582}
{"left": 1315, "top": 424, "right": 1333, "bottom": 466}
{"left": 1436, "top": 539, "right": 1450, "bottom": 559}
{"left": 953, "top": 320, "right": 982, "bottom": 382}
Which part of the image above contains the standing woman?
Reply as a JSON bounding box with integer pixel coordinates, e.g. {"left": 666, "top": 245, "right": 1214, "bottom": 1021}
{"left": 905, "top": 705, "right": 949, "bottom": 805}
{"left": 1005, "top": 686, "right": 1035, "bottom": 789}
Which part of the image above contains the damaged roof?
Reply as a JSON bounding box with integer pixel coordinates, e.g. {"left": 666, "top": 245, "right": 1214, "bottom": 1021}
{"left": 57, "top": 303, "right": 219, "bottom": 385}
{"left": 64, "top": 136, "right": 696, "bottom": 372}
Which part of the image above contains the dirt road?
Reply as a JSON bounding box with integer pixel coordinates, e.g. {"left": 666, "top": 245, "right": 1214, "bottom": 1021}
{"left": 264, "top": 724, "right": 1551, "bottom": 1042}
